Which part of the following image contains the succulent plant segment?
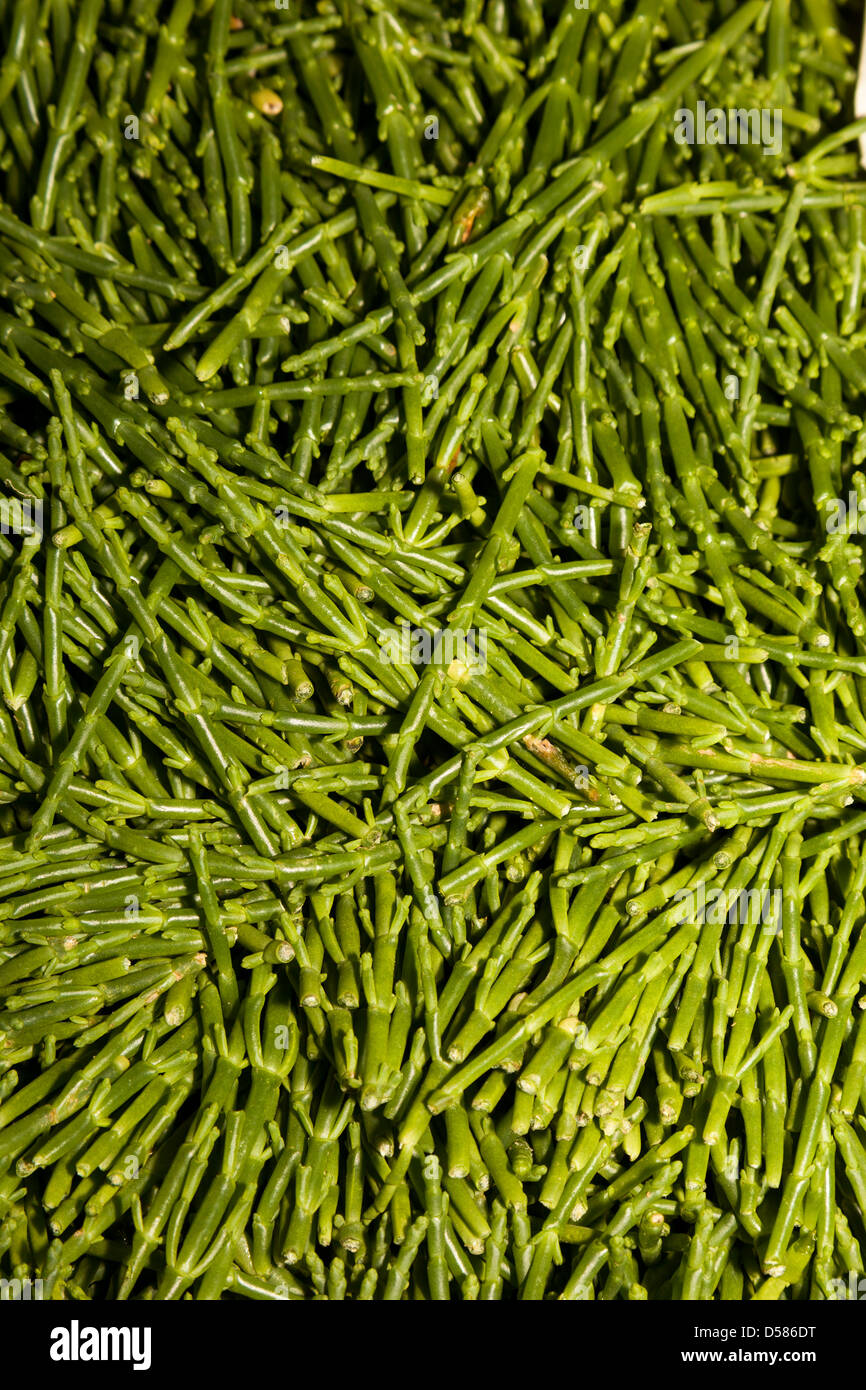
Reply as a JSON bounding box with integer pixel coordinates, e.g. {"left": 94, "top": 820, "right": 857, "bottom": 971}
{"left": 1, "top": 0, "right": 866, "bottom": 1301}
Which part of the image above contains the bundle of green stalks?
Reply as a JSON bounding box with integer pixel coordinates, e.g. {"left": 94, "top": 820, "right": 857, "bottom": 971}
{"left": 1, "top": 0, "right": 866, "bottom": 1301}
